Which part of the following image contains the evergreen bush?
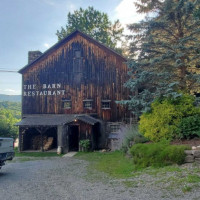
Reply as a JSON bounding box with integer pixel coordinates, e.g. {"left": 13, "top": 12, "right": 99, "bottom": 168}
{"left": 178, "top": 115, "right": 200, "bottom": 139}
{"left": 130, "top": 142, "right": 190, "bottom": 169}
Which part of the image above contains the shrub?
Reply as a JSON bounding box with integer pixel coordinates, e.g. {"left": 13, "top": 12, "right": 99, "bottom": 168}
{"left": 130, "top": 142, "right": 190, "bottom": 169}
{"left": 139, "top": 100, "right": 180, "bottom": 142}
{"left": 121, "top": 125, "right": 148, "bottom": 153}
{"left": 139, "top": 94, "right": 200, "bottom": 142}
{"left": 178, "top": 114, "right": 200, "bottom": 139}
{"left": 79, "top": 139, "right": 90, "bottom": 152}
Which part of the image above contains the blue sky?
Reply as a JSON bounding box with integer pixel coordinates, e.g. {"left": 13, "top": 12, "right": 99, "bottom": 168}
{"left": 0, "top": 0, "right": 144, "bottom": 95}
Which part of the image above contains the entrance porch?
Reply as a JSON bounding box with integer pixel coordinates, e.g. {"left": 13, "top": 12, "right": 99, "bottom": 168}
{"left": 16, "top": 114, "right": 102, "bottom": 153}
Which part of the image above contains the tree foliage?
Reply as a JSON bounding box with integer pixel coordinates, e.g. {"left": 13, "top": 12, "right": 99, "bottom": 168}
{"left": 0, "top": 109, "right": 19, "bottom": 139}
{"left": 0, "top": 101, "right": 21, "bottom": 119}
{"left": 139, "top": 95, "right": 200, "bottom": 142}
{"left": 56, "top": 7, "right": 124, "bottom": 51}
{"left": 124, "top": 0, "right": 200, "bottom": 115}
{"left": 0, "top": 101, "right": 21, "bottom": 139}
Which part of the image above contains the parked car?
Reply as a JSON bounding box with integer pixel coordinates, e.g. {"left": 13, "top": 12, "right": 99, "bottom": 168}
{"left": 0, "top": 137, "right": 15, "bottom": 169}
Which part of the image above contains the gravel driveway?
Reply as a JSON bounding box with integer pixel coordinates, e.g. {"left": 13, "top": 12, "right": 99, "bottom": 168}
{"left": 0, "top": 156, "right": 199, "bottom": 200}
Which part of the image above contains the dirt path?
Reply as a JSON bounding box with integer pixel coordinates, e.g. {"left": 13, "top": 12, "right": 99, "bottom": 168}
{"left": 0, "top": 157, "right": 199, "bottom": 200}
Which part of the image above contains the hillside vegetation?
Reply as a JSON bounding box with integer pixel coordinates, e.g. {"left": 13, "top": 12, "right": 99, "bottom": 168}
{"left": 0, "top": 101, "right": 21, "bottom": 139}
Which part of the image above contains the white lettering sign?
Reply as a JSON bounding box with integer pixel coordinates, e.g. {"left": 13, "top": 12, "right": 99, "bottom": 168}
{"left": 23, "top": 83, "right": 65, "bottom": 97}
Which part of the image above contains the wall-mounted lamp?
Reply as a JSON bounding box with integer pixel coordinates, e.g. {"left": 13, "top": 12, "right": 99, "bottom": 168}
{"left": 74, "top": 119, "right": 77, "bottom": 122}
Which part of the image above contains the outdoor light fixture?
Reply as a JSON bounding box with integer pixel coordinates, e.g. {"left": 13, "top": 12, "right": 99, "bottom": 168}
{"left": 74, "top": 119, "right": 77, "bottom": 122}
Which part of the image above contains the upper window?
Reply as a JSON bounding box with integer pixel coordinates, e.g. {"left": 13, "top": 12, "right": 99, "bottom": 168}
{"left": 74, "top": 50, "right": 81, "bottom": 58}
{"left": 83, "top": 99, "right": 93, "bottom": 109}
{"left": 101, "top": 100, "right": 111, "bottom": 109}
{"left": 62, "top": 99, "right": 71, "bottom": 109}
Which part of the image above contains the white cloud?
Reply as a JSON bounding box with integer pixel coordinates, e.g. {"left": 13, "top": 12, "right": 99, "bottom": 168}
{"left": 69, "top": 3, "right": 76, "bottom": 13}
{"left": 115, "top": 0, "right": 145, "bottom": 28}
{"left": 44, "top": 43, "right": 50, "bottom": 48}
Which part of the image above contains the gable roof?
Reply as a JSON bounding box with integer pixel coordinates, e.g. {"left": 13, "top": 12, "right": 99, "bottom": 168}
{"left": 18, "top": 30, "right": 126, "bottom": 74}
{"left": 15, "top": 114, "right": 101, "bottom": 126}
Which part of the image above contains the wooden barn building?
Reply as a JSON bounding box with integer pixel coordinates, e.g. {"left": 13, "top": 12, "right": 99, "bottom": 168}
{"left": 16, "top": 30, "right": 130, "bottom": 153}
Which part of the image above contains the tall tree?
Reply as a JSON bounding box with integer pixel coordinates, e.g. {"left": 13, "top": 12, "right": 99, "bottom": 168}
{"left": 56, "top": 7, "right": 124, "bottom": 51}
{"left": 124, "top": 0, "right": 200, "bottom": 115}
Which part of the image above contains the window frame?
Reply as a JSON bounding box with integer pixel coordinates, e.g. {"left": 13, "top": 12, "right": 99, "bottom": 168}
{"left": 101, "top": 100, "right": 111, "bottom": 109}
{"left": 83, "top": 99, "right": 93, "bottom": 110}
{"left": 62, "top": 99, "right": 72, "bottom": 109}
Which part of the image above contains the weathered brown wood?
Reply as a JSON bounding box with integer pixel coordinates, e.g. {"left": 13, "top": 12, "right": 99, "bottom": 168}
{"left": 21, "top": 31, "right": 129, "bottom": 122}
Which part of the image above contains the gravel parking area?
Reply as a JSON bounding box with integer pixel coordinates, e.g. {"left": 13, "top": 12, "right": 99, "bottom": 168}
{"left": 0, "top": 156, "right": 200, "bottom": 200}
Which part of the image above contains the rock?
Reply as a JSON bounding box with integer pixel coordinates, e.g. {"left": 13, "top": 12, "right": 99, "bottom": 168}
{"left": 194, "top": 151, "right": 200, "bottom": 158}
{"left": 195, "top": 158, "right": 200, "bottom": 164}
{"left": 192, "top": 146, "right": 197, "bottom": 150}
{"left": 184, "top": 150, "right": 194, "bottom": 155}
{"left": 185, "top": 155, "right": 194, "bottom": 163}
{"left": 101, "top": 149, "right": 106, "bottom": 152}
{"left": 57, "top": 146, "right": 62, "bottom": 155}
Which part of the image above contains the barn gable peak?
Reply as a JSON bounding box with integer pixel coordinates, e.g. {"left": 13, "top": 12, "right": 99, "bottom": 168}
{"left": 18, "top": 30, "right": 126, "bottom": 74}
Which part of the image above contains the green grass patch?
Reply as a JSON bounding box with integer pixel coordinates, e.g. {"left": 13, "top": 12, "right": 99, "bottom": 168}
{"left": 76, "top": 150, "right": 200, "bottom": 194}
{"left": 76, "top": 151, "right": 134, "bottom": 178}
{"left": 130, "top": 142, "right": 190, "bottom": 169}
{"left": 182, "top": 185, "right": 192, "bottom": 193}
{"left": 186, "top": 174, "right": 200, "bottom": 183}
{"left": 14, "top": 148, "right": 62, "bottom": 157}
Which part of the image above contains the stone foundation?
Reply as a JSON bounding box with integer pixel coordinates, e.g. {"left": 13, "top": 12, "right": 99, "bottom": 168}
{"left": 184, "top": 150, "right": 200, "bottom": 164}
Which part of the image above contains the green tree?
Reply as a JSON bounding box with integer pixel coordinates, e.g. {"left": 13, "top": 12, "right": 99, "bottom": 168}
{"left": 0, "top": 101, "right": 21, "bottom": 119}
{"left": 56, "top": 7, "right": 124, "bottom": 51}
{"left": 124, "top": 0, "right": 200, "bottom": 115}
{"left": 0, "top": 109, "right": 19, "bottom": 139}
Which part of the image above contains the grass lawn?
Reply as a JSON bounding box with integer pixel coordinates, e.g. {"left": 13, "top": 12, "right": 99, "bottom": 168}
{"left": 75, "top": 151, "right": 200, "bottom": 194}
{"left": 76, "top": 151, "right": 134, "bottom": 178}
{"left": 14, "top": 148, "right": 62, "bottom": 157}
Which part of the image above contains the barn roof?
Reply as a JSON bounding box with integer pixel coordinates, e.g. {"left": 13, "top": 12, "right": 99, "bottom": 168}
{"left": 18, "top": 30, "right": 126, "bottom": 74}
{"left": 15, "top": 114, "right": 100, "bottom": 126}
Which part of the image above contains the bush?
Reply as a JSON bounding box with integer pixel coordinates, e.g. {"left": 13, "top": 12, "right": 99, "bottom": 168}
{"left": 79, "top": 139, "right": 90, "bottom": 152}
{"left": 139, "top": 94, "right": 200, "bottom": 142}
{"left": 178, "top": 114, "right": 200, "bottom": 139}
{"left": 130, "top": 142, "right": 190, "bottom": 169}
{"left": 121, "top": 125, "right": 148, "bottom": 153}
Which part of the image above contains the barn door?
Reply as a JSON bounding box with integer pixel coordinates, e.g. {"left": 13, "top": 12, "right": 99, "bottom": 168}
{"left": 69, "top": 125, "right": 79, "bottom": 151}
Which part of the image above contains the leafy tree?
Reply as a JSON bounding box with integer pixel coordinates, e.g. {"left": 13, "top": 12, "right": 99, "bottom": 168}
{"left": 124, "top": 0, "right": 200, "bottom": 115}
{"left": 0, "top": 109, "right": 19, "bottom": 139}
{"left": 56, "top": 7, "right": 124, "bottom": 51}
{"left": 0, "top": 101, "right": 21, "bottom": 119}
{"left": 139, "top": 94, "right": 200, "bottom": 142}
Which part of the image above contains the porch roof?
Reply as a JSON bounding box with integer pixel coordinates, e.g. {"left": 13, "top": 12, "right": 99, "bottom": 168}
{"left": 15, "top": 114, "right": 100, "bottom": 126}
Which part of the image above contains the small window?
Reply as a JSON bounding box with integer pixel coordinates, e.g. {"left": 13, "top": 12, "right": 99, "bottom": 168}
{"left": 110, "top": 124, "right": 120, "bottom": 133}
{"left": 62, "top": 100, "right": 71, "bottom": 109}
{"left": 74, "top": 50, "right": 81, "bottom": 58}
{"left": 101, "top": 100, "right": 111, "bottom": 109}
{"left": 83, "top": 99, "right": 93, "bottom": 109}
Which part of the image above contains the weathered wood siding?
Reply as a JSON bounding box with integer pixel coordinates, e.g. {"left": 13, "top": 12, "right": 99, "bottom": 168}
{"left": 22, "top": 32, "right": 128, "bottom": 121}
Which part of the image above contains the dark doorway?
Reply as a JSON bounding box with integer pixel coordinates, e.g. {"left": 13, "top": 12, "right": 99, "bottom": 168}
{"left": 92, "top": 123, "right": 99, "bottom": 150}
{"left": 69, "top": 125, "right": 79, "bottom": 151}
